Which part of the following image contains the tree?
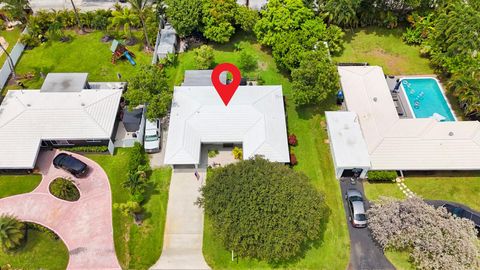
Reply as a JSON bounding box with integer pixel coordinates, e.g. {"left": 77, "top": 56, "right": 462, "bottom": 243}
{"left": 110, "top": 7, "right": 139, "bottom": 39}
{"left": 238, "top": 49, "right": 257, "bottom": 72}
{"left": 202, "top": 0, "right": 237, "bottom": 43}
{"left": 321, "top": 0, "right": 361, "bottom": 28}
{"left": 0, "top": 214, "right": 25, "bottom": 251}
{"left": 368, "top": 197, "right": 480, "bottom": 270}
{"left": 193, "top": 45, "right": 215, "bottom": 70}
{"left": 122, "top": 170, "right": 148, "bottom": 195}
{"left": 129, "top": 0, "right": 153, "bottom": 49}
{"left": 197, "top": 157, "right": 329, "bottom": 262}
{"left": 291, "top": 50, "right": 339, "bottom": 105}
{"left": 165, "top": 0, "right": 202, "bottom": 37}
{"left": 234, "top": 6, "right": 259, "bottom": 32}
{"left": 448, "top": 68, "right": 480, "bottom": 119}
{"left": 69, "top": 0, "right": 82, "bottom": 30}
{"left": 114, "top": 201, "right": 143, "bottom": 216}
{"left": 124, "top": 65, "right": 172, "bottom": 120}
{"left": 2, "top": 0, "right": 30, "bottom": 22}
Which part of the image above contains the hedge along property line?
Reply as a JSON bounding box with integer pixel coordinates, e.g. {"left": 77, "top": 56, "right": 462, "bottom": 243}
{"left": 59, "top": 145, "right": 109, "bottom": 153}
{"left": 367, "top": 170, "right": 398, "bottom": 182}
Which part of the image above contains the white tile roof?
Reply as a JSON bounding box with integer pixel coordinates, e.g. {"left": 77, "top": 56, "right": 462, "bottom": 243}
{"left": 337, "top": 66, "right": 480, "bottom": 170}
{"left": 0, "top": 89, "right": 122, "bottom": 169}
{"left": 164, "top": 86, "right": 290, "bottom": 164}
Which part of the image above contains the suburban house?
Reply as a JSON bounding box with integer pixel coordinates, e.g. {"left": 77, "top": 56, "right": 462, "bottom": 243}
{"left": 164, "top": 70, "right": 290, "bottom": 169}
{"left": 0, "top": 73, "right": 124, "bottom": 171}
{"left": 326, "top": 66, "right": 480, "bottom": 178}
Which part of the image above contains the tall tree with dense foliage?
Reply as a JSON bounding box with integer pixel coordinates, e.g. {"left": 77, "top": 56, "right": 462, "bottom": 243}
{"left": 254, "top": 0, "right": 343, "bottom": 71}
{"left": 448, "top": 68, "right": 480, "bottom": 119}
{"left": 201, "top": 0, "right": 237, "bottom": 43}
{"left": 165, "top": 0, "right": 202, "bottom": 37}
{"left": 124, "top": 65, "right": 172, "bottom": 120}
{"left": 234, "top": 5, "right": 259, "bottom": 32}
{"left": 368, "top": 197, "right": 480, "bottom": 270}
{"left": 2, "top": 0, "right": 30, "bottom": 22}
{"left": 129, "top": 0, "right": 153, "bottom": 49}
{"left": 0, "top": 215, "right": 25, "bottom": 251}
{"left": 291, "top": 50, "right": 339, "bottom": 105}
{"left": 197, "top": 157, "right": 329, "bottom": 262}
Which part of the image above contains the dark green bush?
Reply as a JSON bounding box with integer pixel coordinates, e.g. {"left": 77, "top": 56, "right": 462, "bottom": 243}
{"left": 128, "top": 142, "right": 148, "bottom": 175}
{"left": 26, "top": 222, "right": 59, "bottom": 240}
{"left": 197, "top": 157, "right": 329, "bottom": 263}
{"left": 49, "top": 178, "right": 80, "bottom": 201}
{"left": 367, "top": 171, "right": 397, "bottom": 182}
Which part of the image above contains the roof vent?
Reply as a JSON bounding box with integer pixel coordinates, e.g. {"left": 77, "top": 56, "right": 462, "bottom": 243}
{"left": 26, "top": 104, "right": 31, "bottom": 107}
{"left": 448, "top": 131, "right": 454, "bottom": 136}
{"left": 81, "top": 102, "right": 85, "bottom": 106}
{"left": 373, "top": 97, "right": 378, "bottom": 102}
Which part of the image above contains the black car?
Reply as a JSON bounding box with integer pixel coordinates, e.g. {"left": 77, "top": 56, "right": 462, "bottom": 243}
{"left": 53, "top": 153, "right": 88, "bottom": 177}
{"left": 442, "top": 203, "right": 480, "bottom": 236}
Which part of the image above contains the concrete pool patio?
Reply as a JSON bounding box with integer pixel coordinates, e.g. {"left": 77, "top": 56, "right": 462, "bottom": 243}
{"left": 0, "top": 150, "right": 121, "bottom": 269}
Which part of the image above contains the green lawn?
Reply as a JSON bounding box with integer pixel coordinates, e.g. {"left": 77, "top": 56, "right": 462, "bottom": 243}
{"left": 0, "top": 27, "right": 22, "bottom": 65}
{"left": 363, "top": 180, "right": 405, "bottom": 202}
{"left": 182, "top": 33, "right": 350, "bottom": 269}
{"left": 0, "top": 229, "right": 69, "bottom": 270}
{"left": 333, "top": 27, "right": 433, "bottom": 75}
{"left": 7, "top": 31, "right": 151, "bottom": 91}
{"left": 363, "top": 176, "right": 480, "bottom": 211}
{"left": 87, "top": 149, "right": 171, "bottom": 269}
{"left": 385, "top": 250, "right": 415, "bottom": 270}
{"left": 0, "top": 174, "right": 41, "bottom": 198}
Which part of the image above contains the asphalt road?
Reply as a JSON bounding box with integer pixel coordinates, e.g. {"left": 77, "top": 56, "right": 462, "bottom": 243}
{"left": 339, "top": 178, "right": 395, "bottom": 270}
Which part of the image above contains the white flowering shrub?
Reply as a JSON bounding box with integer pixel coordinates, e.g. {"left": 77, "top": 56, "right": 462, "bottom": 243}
{"left": 367, "top": 197, "right": 480, "bottom": 270}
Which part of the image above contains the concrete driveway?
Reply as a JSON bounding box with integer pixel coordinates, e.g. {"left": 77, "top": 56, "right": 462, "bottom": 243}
{"left": 0, "top": 150, "right": 121, "bottom": 270}
{"left": 150, "top": 167, "right": 210, "bottom": 270}
{"left": 339, "top": 179, "right": 395, "bottom": 270}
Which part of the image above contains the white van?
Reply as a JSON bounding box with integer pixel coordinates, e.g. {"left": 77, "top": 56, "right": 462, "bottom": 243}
{"left": 144, "top": 119, "right": 161, "bottom": 153}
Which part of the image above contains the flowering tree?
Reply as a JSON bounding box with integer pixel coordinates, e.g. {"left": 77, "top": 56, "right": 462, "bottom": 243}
{"left": 367, "top": 197, "right": 480, "bottom": 270}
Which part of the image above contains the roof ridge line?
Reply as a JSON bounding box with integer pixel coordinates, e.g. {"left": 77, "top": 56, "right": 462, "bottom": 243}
{"left": 0, "top": 95, "right": 28, "bottom": 128}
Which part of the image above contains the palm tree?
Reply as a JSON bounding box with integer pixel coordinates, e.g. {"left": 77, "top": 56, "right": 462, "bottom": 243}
{"left": 129, "top": 0, "right": 152, "bottom": 49}
{"left": 122, "top": 170, "right": 147, "bottom": 195}
{"left": 110, "top": 7, "right": 139, "bottom": 39}
{"left": 3, "top": 0, "right": 31, "bottom": 22}
{"left": 69, "top": 0, "right": 82, "bottom": 31}
{"left": 0, "top": 214, "right": 25, "bottom": 251}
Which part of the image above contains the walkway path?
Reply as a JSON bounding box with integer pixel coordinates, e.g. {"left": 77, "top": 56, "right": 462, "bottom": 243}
{"left": 0, "top": 150, "right": 121, "bottom": 270}
{"left": 395, "top": 177, "right": 416, "bottom": 198}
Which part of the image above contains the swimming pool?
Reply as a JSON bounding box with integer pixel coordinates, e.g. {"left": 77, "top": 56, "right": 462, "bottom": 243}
{"left": 400, "top": 77, "right": 456, "bottom": 121}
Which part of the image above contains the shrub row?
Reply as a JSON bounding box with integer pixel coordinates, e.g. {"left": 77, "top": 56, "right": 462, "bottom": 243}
{"left": 59, "top": 145, "right": 108, "bottom": 153}
{"left": 367, "top": 170, "right": 397, "bottom": 182}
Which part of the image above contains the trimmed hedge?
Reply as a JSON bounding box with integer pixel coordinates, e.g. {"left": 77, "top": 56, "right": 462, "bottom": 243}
{"left": 59, "top": 145, "right": 108, "bottom": 153}
{"left": 367, "top": 170, "right": 397, "bottom": 182}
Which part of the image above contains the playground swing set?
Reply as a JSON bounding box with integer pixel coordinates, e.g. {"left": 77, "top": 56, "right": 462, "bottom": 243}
{"left": 110, "top": 39, "right": 136, "bottom": 66}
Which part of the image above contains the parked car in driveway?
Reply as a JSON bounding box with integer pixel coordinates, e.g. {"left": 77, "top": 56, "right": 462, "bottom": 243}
{"left": 345, "top": 189, "right": 367, "bottom": 228}
{"left": 53, "top": 153, "right": 88, "bottom": 177}
{"left": 144, "top": 119, "right": 161, "bottom": 153}
{"left": 442, "top": 203, "right": 480, "bottom": 236}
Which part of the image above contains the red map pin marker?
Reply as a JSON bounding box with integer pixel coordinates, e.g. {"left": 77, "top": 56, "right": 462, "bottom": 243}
{"left": 211, "top": 63, "right": 241, "bottom": 106}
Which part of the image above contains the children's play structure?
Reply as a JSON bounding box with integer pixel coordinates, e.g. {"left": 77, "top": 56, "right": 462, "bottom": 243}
{"left": 110, "top": 40, "right": 136, "bottom": 66}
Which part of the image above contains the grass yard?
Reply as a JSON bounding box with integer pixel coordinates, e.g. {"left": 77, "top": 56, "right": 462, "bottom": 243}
{"left": 175, "top": 32, "right": 349, "bottom": 269}
{"left": 87, "top": 149, "right": 171, "bottom": 269}
{"left": 333, "top": 27, "right": 433, "bottom": 75}
{"left": 363, "top": 176, "right": 480, "bottom": 211}
{"left": 0, "top": 27, "right": 22, "bottom": 65}
{"left": 0, "top": 229, "right": 69, "bottom": 270}
{"left": 6, "top": 31, "right": 151, "bottom": 92}
{"left": 0, "top": 174, "right": 42, "bottom": 198}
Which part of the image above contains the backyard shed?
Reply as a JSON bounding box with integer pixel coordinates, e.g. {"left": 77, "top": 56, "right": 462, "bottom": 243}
{"left": 156, "top": 23, "right": 177, "bottom": 60}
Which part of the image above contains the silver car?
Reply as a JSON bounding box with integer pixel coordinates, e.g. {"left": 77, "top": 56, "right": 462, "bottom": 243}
{"left": 345, "top": 189, "right": 367, "bottom": 228}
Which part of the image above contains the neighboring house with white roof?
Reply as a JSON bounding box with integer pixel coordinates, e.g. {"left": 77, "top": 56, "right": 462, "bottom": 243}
{"left": 164, "top": 71, "right": 289, "bottom": 168}
{"left": 326, "top": 66, "right": 480, "bottom": 178}
{"left": 0, "top": 73, "right": 124, "bottom": 171}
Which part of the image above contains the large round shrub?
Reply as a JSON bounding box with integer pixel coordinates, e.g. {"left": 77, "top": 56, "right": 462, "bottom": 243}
{"left": 49, "top": 178, "right": 80, "bottom": 201}
{"left": 197, "top": 157, "right": 329, "bottom": 263}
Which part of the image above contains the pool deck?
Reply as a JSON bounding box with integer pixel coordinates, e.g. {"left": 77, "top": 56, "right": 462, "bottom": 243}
{"left": 386, "top": 76, "right": 414, "bottom": 119}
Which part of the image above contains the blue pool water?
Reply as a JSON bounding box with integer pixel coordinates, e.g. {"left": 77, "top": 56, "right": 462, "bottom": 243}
{"left": 401, "top": 78, "right": 455, "bottom": 121}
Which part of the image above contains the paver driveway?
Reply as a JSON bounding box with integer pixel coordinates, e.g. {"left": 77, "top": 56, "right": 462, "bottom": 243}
{"left": 0, "top": 150, "right": 121, "bottom": 270}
